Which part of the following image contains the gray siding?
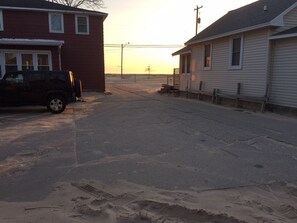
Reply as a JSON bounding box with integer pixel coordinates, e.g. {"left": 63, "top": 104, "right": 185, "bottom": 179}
{"left": 275, "top": 6, "right": 297, "bottom": 33}
{"left": 270, "top": 38, "right": 297, "bottom": 108}
{"left": 188, "top": 28, "right": 269, "bottom": 97}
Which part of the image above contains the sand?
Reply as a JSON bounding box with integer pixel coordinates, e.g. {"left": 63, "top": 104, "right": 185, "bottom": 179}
{"left": 0, "top": 180, "right": 297, "bottom": 223}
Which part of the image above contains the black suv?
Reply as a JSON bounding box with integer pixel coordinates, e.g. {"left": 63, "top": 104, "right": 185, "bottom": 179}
{"left": 0, "top": 70, "right": 82, "bottom": 114}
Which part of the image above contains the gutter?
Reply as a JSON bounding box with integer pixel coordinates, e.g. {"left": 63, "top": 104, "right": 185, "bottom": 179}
{"left": 186, "top": 22, "right": 275, "bottom": 45}
{"left": 0, "top": 6, "right": 108, "bottom": 19}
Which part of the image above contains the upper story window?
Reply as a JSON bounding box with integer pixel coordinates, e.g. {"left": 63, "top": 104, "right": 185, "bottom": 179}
{"left": 75, "top": 15, "right": 89, "bottom": 34}
{"left": 230, "top": 36, "right": 243, "bottom": 69}
{"left": 0, "top": 10, "right": 4, "bottom": 31}
{"left": 49, "top": 13, "right": 64, "bottom": 33}
{"left": 203, "top": 43, "right": 212, "bottom": 70}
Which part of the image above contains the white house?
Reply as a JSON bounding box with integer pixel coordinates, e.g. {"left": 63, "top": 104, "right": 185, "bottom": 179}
{"left": 173, "top": 0, "right": 297, "bottom": 111}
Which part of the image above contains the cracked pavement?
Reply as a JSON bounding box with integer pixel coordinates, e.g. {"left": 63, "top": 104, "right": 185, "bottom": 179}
{"left": 0, "top": 75, "right": 297, "bottom": 202}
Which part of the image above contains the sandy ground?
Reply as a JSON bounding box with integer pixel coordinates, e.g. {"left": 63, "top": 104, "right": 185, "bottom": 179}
{"left": 0, "top": 180, "right": 297, "bottom": 223}
{"left": 1, "top": 76, "right": 297, "bottom": 222}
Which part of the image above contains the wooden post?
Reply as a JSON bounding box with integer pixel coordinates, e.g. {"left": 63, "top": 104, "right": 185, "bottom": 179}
{"left": 212, "top": 88, "right": 216, "bottom": 104}
{"left": 236, "top": 83, "right": 241, "bottom": 107}
{"left": 215, "top": 89, "right": 220, "bottom": 104}
{"left": 198, "top": 81, "right": 203, "bottom": 100}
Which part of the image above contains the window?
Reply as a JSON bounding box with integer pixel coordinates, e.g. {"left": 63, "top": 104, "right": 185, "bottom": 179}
{"left": 181, "top": 54, "right": 191, "bottom": 74}
{"left": 186, "top": 54, "right": 191, "bottom": 74}
{"left": 203, "top": 44, "right": 212, "bottom": 69}
{"left": 230, "top": 36, "right": 243, "bottom": 69}
{"left": 38, "top": 54, "right": 50, "bottom": 71}
{"left": 22, "top": 54, "right": 34, "bottom": 70}
{"left": 50, "top": 72, "right": 66, "bottom": 82}
{"left": 5, "top": 53, "right": 18, "bottom": 72}
{"left": 49, "top": 13, "right": 64, "bottom": 33}
{"left": 4, "top": 73, "right": 24, "bottom": 84}
{"left": 28, "top": 73, "right": 43, "bottom": 82}
{"left": 0, "top": 51, "right": 51, "bottom": 74}
{"left": 0, "top": 10, "right": 3, "bottom": 31}
{"left": 76, "top": 15, "right": 89, "bottom": 34}
{"left": 181, "top": 55, "right": 186, "bottom": 73}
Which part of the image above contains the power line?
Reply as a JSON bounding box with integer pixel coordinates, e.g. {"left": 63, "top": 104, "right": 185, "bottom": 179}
{"left": 104, "top": 44, "right": 183, "bottom": 48}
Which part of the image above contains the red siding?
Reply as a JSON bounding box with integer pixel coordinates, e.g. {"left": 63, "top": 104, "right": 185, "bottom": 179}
{"left": 0, "top": 9, "right": 106, "bottom": 91}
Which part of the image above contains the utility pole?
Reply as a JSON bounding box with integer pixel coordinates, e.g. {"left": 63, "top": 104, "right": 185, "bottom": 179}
{"left": 121, "top": 44, "right": 124, "bottom": 79}
{"left": 120, "top": 42, "right": 129, "bottom": 79}
{"left": 194, "top": 5, "right": 203, "bottom": 35}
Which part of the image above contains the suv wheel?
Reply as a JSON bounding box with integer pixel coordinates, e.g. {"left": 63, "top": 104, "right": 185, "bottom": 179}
{"left": 47, "top": 95, "right": 66, "bottom": 114}
{"left": 74, "top": 79, "right": 82, "bottom": 98}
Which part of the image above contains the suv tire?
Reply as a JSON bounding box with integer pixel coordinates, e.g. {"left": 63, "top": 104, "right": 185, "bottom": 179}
{"left": 74, "top": 79, "right": 82, "bottom": 98}
{"left": 47, "top": 95, "right": 66, "bottom": 114}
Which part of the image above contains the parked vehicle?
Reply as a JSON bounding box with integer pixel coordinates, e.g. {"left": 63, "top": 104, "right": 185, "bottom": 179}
{"left": 0, "top": 70, "right": 82, "bottom": 114}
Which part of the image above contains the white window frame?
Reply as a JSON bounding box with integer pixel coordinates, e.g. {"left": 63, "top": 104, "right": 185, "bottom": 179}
{"left": 49, "top": 13, "right": 64, "bottom": 33}
{"left": 229, "top": 35, "right": 244, "bottom": 70}
{"left": 75, "top": 15, "right": 89, "bottom": 35}
{"left": 0, "top": 50, "right": 52, "bottom": 77}
{"left": 203, "top": 43, "right": 212, "bottom": 70}
{"left": 0, "top": 10, "right": 3, "bottom": 31}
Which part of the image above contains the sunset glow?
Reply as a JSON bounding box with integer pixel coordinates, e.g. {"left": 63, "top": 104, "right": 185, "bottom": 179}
{"left": 104, "top": 0, "right": 257, "bottom": 74}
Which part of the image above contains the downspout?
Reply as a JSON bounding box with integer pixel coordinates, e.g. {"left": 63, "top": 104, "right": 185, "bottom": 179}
{"left": 58, "top": 45, "right": 62, "bottom": 71}
{"left": 265, "top": 29, "right": 274, "bottom": 105}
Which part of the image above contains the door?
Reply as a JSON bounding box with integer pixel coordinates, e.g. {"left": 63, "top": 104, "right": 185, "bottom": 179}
{"left": 0, "top": 73, "right": 24, "bottom": 105}
{"left": 20, "top": 72, "right": 45, "bottom": 105}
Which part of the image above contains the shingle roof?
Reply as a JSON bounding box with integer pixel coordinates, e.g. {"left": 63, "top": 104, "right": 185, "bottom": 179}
{"left": 0, "top": 0, "right": 107, "bottom": 17}
{"left": 172, "top": 45, "right": 191, "bottom": 56}
{"left": 186, "top": 0, "right": 297, "bottom": 45}
{"left": 273, "top": 26, "right": 297, "bottom": 36}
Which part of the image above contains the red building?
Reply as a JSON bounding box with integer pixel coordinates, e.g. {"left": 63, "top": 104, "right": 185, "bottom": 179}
{"left": 0, "top": 0, "right": 107, "bottom": 91}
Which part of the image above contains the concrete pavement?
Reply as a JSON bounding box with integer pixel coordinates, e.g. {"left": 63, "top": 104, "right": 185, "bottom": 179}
{"left": 0, "top": 75, "right": 297, "bottom": 202}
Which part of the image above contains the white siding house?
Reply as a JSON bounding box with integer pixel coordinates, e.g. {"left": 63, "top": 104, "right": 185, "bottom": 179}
{"left": 174, "top": 0, "right": 297, "bottom": 110}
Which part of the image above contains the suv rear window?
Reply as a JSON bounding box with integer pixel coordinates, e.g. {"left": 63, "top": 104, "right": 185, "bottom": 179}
{"left": 28, "top": 73, "right": 44, "bottom": 82}
{"left": 49, "top": 72, "right": 67, "bottom": 82}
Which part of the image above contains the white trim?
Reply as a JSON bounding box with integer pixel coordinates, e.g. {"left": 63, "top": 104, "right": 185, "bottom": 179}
{"left": 202, "top": 43, "right": 212, "bottom": 70}
{"left": 49, "top": 13, "right": 64, "bottom": 33}
{"left": 186, "top": 23, "right": 272, "bottom": 45}
{"left": 269, "top": 33, "right": 297, "bottom": 40}
{"left": 270, "top": 2, "right": 297, "bottom": 26}
{"left": 0, "top": 10, "right": 3, "bottom": 31}
{"left": 0, "top": 50, "right": 52, "bottom": 77}
{"left": 75, "top": 15, "right": 89, "bottom": 35}
{"left": 0, "top": 6, "right": 108, "bottom": 18}
{"left": 0, "top": 38, "right": 64, "bottom": 46}
{"left": 0, "top": 53, "right": 4, "bottom": 78}
{"left": 229, "top": 35, "right": 244, "bottom": 70}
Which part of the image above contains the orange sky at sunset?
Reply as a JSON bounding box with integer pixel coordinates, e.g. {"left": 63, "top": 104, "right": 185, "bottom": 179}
{"left": 103, "top": 0, "right": 257, "bottom": 74}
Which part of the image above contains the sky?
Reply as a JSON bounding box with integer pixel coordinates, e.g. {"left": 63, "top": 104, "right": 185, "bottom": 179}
{"left": 103, "top": 0, "right": 257, "bottom": 74}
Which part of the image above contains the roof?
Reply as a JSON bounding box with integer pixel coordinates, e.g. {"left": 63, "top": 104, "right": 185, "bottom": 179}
{"left": 273, "top": 26, "right": 297, "bottom": 35}
{"left": 0, "top": 38, "right": 64, "bottom": 46}
{"left": 0, "top": 0, "right": 107, "bottom": 17}
{"left": 186, "top": 0, "right": 297, "bottom": 45}
{"left": 270, "top": 26, "right": 297, "bottom": 39}
{"left": 172, "top": 45, "right": 191, "bottom": 56}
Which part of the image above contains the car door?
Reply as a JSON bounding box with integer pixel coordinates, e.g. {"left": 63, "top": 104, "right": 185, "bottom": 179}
{"left": 20, "top": 72, "right": 45, "bottom": 105}
{"left": 0, "top": 73, "right": 23, "bottom": 105}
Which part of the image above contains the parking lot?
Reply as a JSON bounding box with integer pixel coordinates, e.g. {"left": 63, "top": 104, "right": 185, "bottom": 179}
{"left": 0, "top": 75, "right": 297, "bottom": 223}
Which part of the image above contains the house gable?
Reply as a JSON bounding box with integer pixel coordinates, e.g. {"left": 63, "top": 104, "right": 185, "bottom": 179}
{"left": 186, "top": 0, "right": 297, "bottom": 45}
{"left": 0, "top": 0, "right": 107, "bottom": 91}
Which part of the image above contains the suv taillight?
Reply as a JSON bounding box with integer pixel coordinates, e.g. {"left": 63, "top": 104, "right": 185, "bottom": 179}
{"left": 69, "top": 71, "right": 74, "bottom": 86}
